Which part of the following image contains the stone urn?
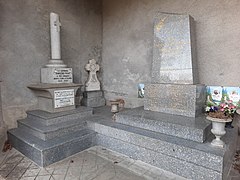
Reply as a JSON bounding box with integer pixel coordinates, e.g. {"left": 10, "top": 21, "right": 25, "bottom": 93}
{"left": 206, "top": 116, "right": 232, "bottom": 148}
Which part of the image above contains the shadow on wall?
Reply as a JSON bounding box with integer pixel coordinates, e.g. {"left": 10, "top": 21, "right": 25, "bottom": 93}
{"left": 0, "top": 82, "right": 7, "bottom": 153}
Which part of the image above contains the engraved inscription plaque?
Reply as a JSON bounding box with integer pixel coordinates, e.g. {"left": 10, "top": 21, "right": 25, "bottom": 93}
{"left": 53, "top": 68, "right": 73, "bottom": 83}
{"left": 54, "top": 89, "right": 74, "bottom": 108}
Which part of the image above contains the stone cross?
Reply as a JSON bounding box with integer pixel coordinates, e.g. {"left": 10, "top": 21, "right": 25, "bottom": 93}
{"left": 45, "top": 12, "right": 67, "bottom": 68}
{"left": 85, "top": 59, "right": 101, "bottom": 91}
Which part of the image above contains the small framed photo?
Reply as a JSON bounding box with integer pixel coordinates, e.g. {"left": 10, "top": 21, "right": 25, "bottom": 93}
{"left": 206, "top": 86, "right": 223, "bottom": 105}
{"left": 138, "top": 84, "right": 144, "bottom": 98}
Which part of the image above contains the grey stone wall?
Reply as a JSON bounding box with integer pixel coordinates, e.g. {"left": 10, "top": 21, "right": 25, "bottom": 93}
{"left": 102, "top": 0, "right": 240, "bottom": 107}
{"left": 0, "top": 0, "right": 102, "bottom": 128}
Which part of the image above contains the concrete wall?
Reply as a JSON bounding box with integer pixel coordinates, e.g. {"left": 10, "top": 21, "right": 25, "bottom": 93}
{"left": 0, "top": 0, "right": 102, "bottom": 128}
{"left": 102, "top": 0, "right": 240, "bottom": 107}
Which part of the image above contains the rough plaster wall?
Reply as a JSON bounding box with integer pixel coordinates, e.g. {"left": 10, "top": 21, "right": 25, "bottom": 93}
{"left": 0, "top": 0, "right": 102, "bottom": 129}
{"left": 102, "top": 0, "right": 240, "bottom": 108}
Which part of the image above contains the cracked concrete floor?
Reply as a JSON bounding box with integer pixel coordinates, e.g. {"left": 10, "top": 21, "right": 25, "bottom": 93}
{"left": 0, "top": 146, "right": 187, "bottom": 180}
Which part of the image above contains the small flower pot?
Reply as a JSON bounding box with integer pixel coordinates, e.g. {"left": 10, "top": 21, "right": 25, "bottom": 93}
{"left": 110, "top": 101, "right": 119, "bottom": 113}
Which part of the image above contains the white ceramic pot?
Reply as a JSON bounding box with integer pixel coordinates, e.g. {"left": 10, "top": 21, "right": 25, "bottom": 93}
{"left": 206, "top": 116, "right": 232, "bottom": 148}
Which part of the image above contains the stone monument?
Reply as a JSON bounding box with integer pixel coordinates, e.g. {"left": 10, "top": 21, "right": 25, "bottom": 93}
{"left": 41, "top": 12, "right": 72, "bottom": 84}
{"left": 8, "top": 13, "right": 95, "bottom": 167}
{"left": 28, "top": 12, "right": 81, "bottom": 112}
{"left": 82, "top": 59, "right": 105, "bottom": 107}
{"left": 144, "top": 13, "right": 206, "bottom": 117}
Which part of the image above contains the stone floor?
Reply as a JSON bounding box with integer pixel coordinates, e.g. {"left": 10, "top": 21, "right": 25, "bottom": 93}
{"left": 0, "top": 146, "right": 187, "bottom": 180}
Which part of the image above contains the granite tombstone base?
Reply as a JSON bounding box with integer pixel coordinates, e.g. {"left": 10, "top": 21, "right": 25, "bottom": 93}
{"left": 82, "top": 90, "right": 106, "bottom": 107}
{"left": 144, "top": 84, "right": 206, "bottom": 117}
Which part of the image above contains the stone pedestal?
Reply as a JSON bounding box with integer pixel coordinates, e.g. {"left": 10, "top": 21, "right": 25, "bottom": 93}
{"left": 144, "top": 84, "right": 206, "bottom": 117}
{"left": 82, "top": 90, "right": 105, "bottom": 107}
{"left": 28, "top": 83, "right": 81, "bottom": 113}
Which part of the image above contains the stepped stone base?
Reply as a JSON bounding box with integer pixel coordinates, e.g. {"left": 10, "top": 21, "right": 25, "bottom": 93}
{"left": 86, "top": 108, "right": 238, "bottom": 180}
{"left": 82, "top": 90, "right": 105, "bottom": 107}
{"left": 8, "top": 106, "right": 95, "bottom": 167}
{"left": 8, "top": 128, "right": 96, "bottom": 167}
{"left": 27, "top": 106, "right": 93, "bottom": 125}
{"left": 116, "top": 107, "right": 211, "bottom": 142}
{"left": 7, "top": 106, "right": 238, "bottom": 179}
{"left": 144, "top": 84, "right": 206, "bottom": 117}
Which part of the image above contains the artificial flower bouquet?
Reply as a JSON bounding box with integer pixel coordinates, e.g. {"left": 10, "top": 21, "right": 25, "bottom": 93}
{"left": 205, "top": 100, "right": 237, "bottom": 120}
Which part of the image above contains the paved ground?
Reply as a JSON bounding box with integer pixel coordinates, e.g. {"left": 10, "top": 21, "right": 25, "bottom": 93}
{"left": 0, "top": 146, "right": 187, "bottom": 180}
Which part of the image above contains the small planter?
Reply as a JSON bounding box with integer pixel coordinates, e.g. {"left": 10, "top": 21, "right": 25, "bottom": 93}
{"left": 110, "top": 100, "right": 119, "bottom": 113}
{"left": 206, "top": 116, "right": 232, "bottom": 148}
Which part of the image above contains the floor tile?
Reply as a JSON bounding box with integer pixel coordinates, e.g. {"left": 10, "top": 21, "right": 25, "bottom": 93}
{"left": 35, "top": 175, "right": 51, "bottom": 180}
{"left": 0, "top": 147, "right": 190, "bottom": 180}
{"left": 22, "top": 168, "right": 40, "bottom": 177}
{"left": 20, "top": 177, "right": 36, "bottom": 180}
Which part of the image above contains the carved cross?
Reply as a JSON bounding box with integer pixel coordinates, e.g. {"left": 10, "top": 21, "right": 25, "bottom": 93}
{"left": 54, "top": 20, "right": 61, "bottom": 32}
{"left": 85, "top": 59, "right": 100, "bottom": 91}
{"left": 85, "top": 59, "right": 99, "bottom": 73}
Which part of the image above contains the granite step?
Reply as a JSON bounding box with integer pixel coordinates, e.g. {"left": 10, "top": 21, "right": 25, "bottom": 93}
{"left": 27, "top": 106, "right": 93, "bottom": 126}
{"left": 115, "top": 107, "right": 211, "bottom": 143}
{"left": 8, "top": 128, "right": 96, "bottom": 167}
{"left": 87, "top": 116, "right": 237, "bottom": 180}
{"left": 17, "top": 118, "right": 87, "bottom": 141}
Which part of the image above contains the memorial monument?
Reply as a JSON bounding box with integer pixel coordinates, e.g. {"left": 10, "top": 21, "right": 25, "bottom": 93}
{"left": 28, "top": 12, "right": 80, "bottom": 112}
{"left": 144, "top": 13, "right": 206, "bottom": 117}
{"left": 8, "top": 13, "right": 95, "bottom": 167}
{"left": 82, "top": 59, "right": 105, "bottom": 107}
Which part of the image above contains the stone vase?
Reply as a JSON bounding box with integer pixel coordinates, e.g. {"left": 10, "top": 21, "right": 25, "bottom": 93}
{"left": 206, "top": 116, "right": 232, "bottom": 148}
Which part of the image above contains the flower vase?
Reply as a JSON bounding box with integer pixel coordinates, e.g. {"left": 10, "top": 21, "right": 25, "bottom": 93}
{"left": 206, "top": 116, "right": 232, "bottom": 148}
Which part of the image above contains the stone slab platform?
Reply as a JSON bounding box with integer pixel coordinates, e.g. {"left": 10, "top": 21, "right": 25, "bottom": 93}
{"left": 87, "top": 116, "right": 223, "bottom": 172}
{"left": 115, "top": 107, "right": 211, "bottom": 142}
{"left": 144, "top": 84, "right": 206, "bottom": 117}
{"left": 86, "top": 114, "right": 237, "bottom": 180}
{"left": 8, "top": 128, "right": 96, "bottom": 167}
{"left": 18, "top": 118, "right": 87, "bottom": 141}
{"left": 27, "top": 106, "right": 93, "bottom": 125}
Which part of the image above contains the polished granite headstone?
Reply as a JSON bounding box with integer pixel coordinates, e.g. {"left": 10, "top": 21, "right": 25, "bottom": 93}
{"left": 152, "top": 13, "right": 198, "bottom": 84}
{"left": 144, "top": 13, "right": 205, "bottom": 117}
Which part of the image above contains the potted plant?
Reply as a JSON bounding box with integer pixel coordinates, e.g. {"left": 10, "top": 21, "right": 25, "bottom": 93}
{"left": 205, "top": 100, "right": 237, "bottom": 147}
